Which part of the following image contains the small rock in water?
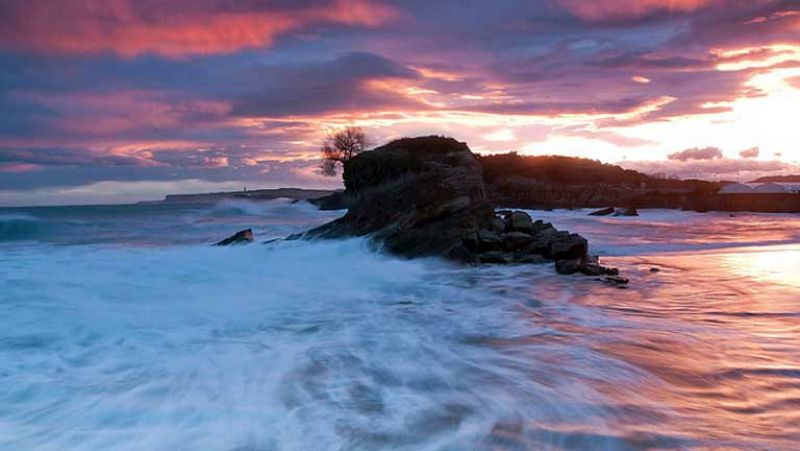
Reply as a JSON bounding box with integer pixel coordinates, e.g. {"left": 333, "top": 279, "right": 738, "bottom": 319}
{"left": 555, "top": 258, "right": 581, "bottom": 274}
{"left": 215, "top": 229, "right": 254, "bottom": 246}
{"left": 650, "top": 267, "right": 660, "bottom": 273}
{"left": 604, "top": 275, "right": 629, "bottom": 286}
{"left": 589, "top": 207, "right": 615, "bottom": 216}
{"left": 614, "top": 207, "right": 639, "bottom": 217}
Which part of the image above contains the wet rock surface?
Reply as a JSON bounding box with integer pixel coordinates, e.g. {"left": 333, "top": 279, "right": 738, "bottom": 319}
{"left": 589, "top": 207, "right": 615, "bottom": 216}
{"left": 615, "top": 207, "right": 639, "bottom": 217}
{"left": 216, "top": 228, "right": 254, "bottom": 246}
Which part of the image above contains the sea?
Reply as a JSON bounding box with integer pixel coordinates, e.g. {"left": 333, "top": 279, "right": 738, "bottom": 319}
{"left": 1, "top": 199, "right": 798, "bottom": 450}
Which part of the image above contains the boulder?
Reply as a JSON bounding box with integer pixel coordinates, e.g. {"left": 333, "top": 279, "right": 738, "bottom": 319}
{"left": 589, "top": 207, "right": 615, "bottom": 216}
{"left": 555, "top": 258, "right": 581, "bottom": 275}
{"left": 508, "top": 211, "right": 535, "bottom": 233}
{"left": 614, "top": 207, "right": 639, "bottom": 216}
{"left": 578, "top": 255, "right": 619, "bottom": 276}
{"left": 503, "top": 231, "right": 534, "bottom": 250}
{"left": 604, "top": 275, "right": 630, "bottom": 286}
{"left": 479, "top": 251, "right": 512, "bottom": 264}
{"left": 549, "top": 233, "right": 588, "bottom": 260}
{"left": 513, "top": 253, "right": 549, "bottom": 264}
{"left": 478, "top": 229, "right": 503, "bottom": 251}
{"left": 216, "top": 229, "right": 254, "bottom": 246}
{"left": 489, "top": 216, "right": 506, "bottom": 232}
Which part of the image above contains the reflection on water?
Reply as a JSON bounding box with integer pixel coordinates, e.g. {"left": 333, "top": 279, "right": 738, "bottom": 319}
{"left": 546, "top": 246, "right": 800, "bottom": 449}
{"left": 719, "top": 245, "right": 800, "bottom": 288}
{"left": 0, "top": 205, "right": 799, "bottom": 449}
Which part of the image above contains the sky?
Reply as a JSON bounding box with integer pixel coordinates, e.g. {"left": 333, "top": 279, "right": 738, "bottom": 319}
{"left": 1, "top": 0, "right": 799, "bottom": 205}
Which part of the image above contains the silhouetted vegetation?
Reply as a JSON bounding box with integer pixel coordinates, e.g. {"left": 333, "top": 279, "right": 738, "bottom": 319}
{"left": 749, "top": 175, "right": 800, "bottom": 183}
{"left": 479, "top": 152, "right": 647, "bottom": 187}
{"left": 319, "top": 126, "right": 370, "bottom": 177}
{"left": 478, "top": 152, "right": 721, "bottom": 192}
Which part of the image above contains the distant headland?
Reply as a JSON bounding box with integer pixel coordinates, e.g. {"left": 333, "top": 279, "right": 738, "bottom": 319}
{"left": 139, "top": 187, "right": 337, "bottom": 205}
{"left": 144, "top": 146, "right": 799, "bottom": 214}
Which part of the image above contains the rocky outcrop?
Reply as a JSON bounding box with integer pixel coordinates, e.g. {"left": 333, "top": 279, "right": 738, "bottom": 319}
{"left": 298, "top": 136, "right": 617, "bottom": 276}
{"left": 216, "top": 229, "right": 254, "bottom": 246}
{"left": 300, "top": 136, "right": 493, "bottom": 258}
{"left": 307, "top": 191, "right": 352, "bottom": 210}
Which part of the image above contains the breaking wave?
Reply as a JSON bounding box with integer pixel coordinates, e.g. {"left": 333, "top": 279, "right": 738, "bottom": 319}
{"left": 1, "top": 205, "right": 798, "bottom": 449}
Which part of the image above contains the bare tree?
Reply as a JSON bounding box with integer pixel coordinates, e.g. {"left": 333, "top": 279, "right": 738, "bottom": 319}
{"left": 319, "top": 126, "right": 370, "bottom": 177}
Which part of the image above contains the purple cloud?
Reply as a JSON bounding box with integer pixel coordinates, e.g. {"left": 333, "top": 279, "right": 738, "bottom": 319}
{"left": 739, "top": 146, "right": 760, "bottom": 158}
{"left": 668, "top": 147, "right": 724, "bottom": 161}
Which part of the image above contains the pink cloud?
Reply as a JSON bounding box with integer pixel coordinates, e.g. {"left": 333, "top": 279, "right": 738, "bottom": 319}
{"left": 667, "top": 146, "right": 723, "bottom": 161}
{"left": 0, "top": 0, "right": 397, "bottom": 57}
{"left": 0, "top": 163, "right": 41, "bottom": 173}
{"left": 622, "top": 158, "right": 798, "bottom": 180}
{"left": 558, "top": 0, "right": 725, "bottom": 21}
{"left": 739, "top": 146, "right": 760, "bottom": 158}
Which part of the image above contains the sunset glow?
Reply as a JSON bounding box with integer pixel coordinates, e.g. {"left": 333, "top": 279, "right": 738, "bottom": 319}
{"left": 1, "top": 0, "right": 799, "bottom": 204}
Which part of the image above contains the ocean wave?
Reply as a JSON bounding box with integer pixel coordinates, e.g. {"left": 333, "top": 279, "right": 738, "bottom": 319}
{"left": 206, "top": 197, "right": 321, "bottom": 217}
{"left": 0, "top": 213, "right": 44, "bottom": 241}
{"left": 0, "top": 239, "right": 639, "bottom": 450}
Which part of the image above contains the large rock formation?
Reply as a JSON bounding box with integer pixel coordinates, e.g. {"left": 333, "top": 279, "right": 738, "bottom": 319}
{"left": 302, "top": 136, "right": 492, "bottom": 258}
{"left": 298, "top": 136, "right": 618, "bottom": 276}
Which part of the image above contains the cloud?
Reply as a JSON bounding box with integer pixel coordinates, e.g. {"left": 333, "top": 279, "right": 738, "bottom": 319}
{"left": 667, "top": 146, "right": 724, "bottom": 161}
{"left": 231, "top": 52, "right": 423, "bottom": 117}
{"left": 0, "top": 0, "right": 397, "bottom": 57}
{"left": 558, "top": 0, "right": 724, "bottom": 22}
{"left": 739, "top": 146, "right": 760, "bottom": 158}
{"left": 622, "top": 157, "right": 798, "bottom": 180}
{"left": 1, "top": 0, "right": 799, "bottom": 203}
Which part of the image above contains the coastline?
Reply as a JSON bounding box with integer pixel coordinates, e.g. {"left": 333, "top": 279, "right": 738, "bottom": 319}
{"left": 138, "top": 187, "right": 338, "bottom": 205}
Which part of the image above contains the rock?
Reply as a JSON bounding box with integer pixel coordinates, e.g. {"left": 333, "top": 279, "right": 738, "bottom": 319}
{"left": 604, "top": 275, "right": 629, "bottom": 285}
{"left": 296, "top": 135, "right": 611, "bottom": 278}
{"left": 503, "top": 231, "right": 534, "bottom": 250}
{"left": 578, "top": 258, "right": 606, "bottom": 276}
{"left": 489, "top": 216, "right": 506, "bottom": 232}
{"left": 555, "top": 258, "right": 581, "bottom": 274}
{"left": 479, "top": 251, "right": 511, "bottom": 264}
{"left": 578, "top": 255, "right": 619, "bottom": 276}
{"left": 650, "top": 267, "right": 660, "bottom": 273}
{"left": 216, "top": 229, "right": 254, "bottom": 246}
{"left": 509, "top": 211, "right": 535, "bottom": 233}
{"left": 549, "top": 233, "right": 588, "bottom": 260}
{"left": 589, "top": 207, "right": 615, "bottom": 216}
{"left": 513, "top": 253, "right": 548, "bottom": 264}
{"left": 302, "top": 136, "right": 493, "bottom": 257}
{"left": 614, "top": 207, "right": 639, "bottom": 217}
{"left": 308, "top": 191, "right": 352, "bottom": 210}
{"left": 447, "top": 243, "right": 476, "bottom": 263}
{"left": 478, "top": 229, "right": 503, "bottom": 251}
